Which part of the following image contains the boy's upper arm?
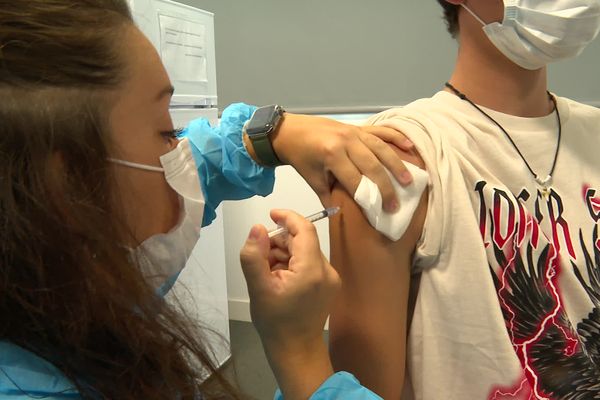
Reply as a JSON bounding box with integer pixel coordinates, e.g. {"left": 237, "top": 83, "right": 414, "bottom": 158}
{"left": 328, "top": 142, "right": 427, "bottom": 399}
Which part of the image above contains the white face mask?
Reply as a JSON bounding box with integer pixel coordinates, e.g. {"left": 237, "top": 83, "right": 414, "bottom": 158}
{"left": 462, "top": 0, "right": 600, "bottom": 70}
{"left": 109, "top": 138, "right": 205, "bottom": 296}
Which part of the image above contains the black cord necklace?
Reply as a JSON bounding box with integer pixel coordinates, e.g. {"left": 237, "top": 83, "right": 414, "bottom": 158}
{"left": 445, "top": 82, "right": 562, "bottom": 199}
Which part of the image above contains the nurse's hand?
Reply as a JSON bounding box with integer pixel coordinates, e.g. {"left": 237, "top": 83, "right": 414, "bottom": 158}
{"left": 240, "top": 209, "right": 340, "bottom": 400}
{"left": 272, "top": 114, "right": 414, "bottom": 212}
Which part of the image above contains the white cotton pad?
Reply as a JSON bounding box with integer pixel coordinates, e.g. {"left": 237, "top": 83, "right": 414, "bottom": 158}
{"left": 353, "top": 162, "right": 429, "bottom": 241}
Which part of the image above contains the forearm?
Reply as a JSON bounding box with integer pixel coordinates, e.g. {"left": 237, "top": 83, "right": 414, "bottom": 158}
{"left": 268, "top": 113, "right": 349, "bottom": 167}
{"left": 263, "top": 338, "right": 334, "bottom": 400}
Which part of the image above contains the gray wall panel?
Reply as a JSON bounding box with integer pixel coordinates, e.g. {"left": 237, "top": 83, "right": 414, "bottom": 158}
{"left": 176, "top": 1, "right": 600, "bottom": 111}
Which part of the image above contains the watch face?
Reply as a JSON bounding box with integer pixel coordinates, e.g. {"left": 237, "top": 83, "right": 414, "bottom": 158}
{"left": 247, "top": 106, "right": 279, "bottom": 136}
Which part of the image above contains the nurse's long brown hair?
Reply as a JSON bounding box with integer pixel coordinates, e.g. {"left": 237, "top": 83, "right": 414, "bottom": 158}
{"left": 0, "top": 1, "right": 239, "bottom": 398}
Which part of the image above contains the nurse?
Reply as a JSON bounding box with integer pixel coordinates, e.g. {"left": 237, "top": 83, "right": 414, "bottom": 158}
{"left": 0, "top": 0, "right": 405, "bottom": 398}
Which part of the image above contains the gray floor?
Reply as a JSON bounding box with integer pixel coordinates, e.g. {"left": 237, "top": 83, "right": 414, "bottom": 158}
{"left": 223, "top": 320, "right": 277, "bottom": 399}
{"left": 223, "top": 320, "right": 328, "bottom": 400}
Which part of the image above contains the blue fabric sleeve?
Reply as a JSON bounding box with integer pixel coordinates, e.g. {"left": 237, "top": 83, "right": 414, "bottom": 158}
{"left": 273, "top": 372, "right": 382, "bottom": 400}
{"left": 182, "top": 103, "right": 276, "bottom": 227}
{"left": 0, "top": 342, "right": 80, "bottom": 399}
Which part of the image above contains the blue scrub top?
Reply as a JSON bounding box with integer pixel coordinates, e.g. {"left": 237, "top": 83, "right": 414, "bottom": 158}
{"left": 0, "top": 341, "right": 381, "bottom": 399}
{"left": 274, "top": 372, "right": 382, "bottom": 400}
{"left": 0, "top": 342, "right": 79, "bottom": 399}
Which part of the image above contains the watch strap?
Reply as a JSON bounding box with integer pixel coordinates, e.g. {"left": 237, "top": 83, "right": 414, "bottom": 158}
{"left": 251, "top": 131, "right": 282, "bottom": 167}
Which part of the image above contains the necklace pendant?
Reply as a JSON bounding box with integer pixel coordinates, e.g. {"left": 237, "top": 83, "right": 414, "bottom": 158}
{"left": 536, "top": 175, "right": 552, "bottom": 199}
{"left": 540, "top": 186, "right": 551, "bottom": 200}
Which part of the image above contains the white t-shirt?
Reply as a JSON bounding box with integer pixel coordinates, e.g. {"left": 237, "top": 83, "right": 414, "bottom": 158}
{"left": 368, "top": 91, "right": 600, "bottom": 400}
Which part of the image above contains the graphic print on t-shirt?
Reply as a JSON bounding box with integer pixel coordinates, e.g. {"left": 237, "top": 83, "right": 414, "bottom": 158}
{"left": 475, "top": 181, "right": 600, "bottom": 400}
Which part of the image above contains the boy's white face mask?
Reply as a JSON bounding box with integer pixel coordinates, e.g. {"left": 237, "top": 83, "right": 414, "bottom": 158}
{"left": 109, "top": 138, "right": 205, "bottom": 296}
{"left": 462, "top": 0, "right": 600, "bottom": 70}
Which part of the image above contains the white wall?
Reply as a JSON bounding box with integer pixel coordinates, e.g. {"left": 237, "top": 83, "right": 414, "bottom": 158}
{"left": 224, "top": 166, "right": 329, "bottom": 321}
{"left": 224, "top": 115, "right": 368, "bottom": 322}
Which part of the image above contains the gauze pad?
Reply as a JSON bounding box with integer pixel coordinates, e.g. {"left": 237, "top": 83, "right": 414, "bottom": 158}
{"left": 353, "top": 162, "right": 428, "bottom": 241}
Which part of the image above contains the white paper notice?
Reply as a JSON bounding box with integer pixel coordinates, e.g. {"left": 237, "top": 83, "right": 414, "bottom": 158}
{"left": 159, "top": 14, "right": 208, "bottom": 82}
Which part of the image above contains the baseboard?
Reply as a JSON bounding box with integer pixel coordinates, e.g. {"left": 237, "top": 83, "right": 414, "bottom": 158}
{"left": 228, "top": 299, "right": 251, "bottom": 322}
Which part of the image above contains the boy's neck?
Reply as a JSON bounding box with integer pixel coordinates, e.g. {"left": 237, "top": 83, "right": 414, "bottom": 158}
{"left": 447, "top": 38, "right": 555, "bottom": 118}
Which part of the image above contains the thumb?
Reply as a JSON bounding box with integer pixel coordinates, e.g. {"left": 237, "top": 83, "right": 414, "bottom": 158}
{"left": 240, "top": 225, "right": 271, "bottom": 288}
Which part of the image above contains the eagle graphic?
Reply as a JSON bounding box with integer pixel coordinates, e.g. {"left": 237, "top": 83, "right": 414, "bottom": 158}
{"left": 488, "top": 226, "right": 600, "bottom": 399}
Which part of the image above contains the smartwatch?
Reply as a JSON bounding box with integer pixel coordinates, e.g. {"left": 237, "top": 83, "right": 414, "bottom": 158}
{"left": 244, "top": 105, "right": 285, "bottom": 167}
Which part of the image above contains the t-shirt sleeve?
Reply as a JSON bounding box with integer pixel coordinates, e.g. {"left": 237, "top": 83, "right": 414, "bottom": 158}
{"left": 366, "top": 109, "right": 447, "bottom": 270}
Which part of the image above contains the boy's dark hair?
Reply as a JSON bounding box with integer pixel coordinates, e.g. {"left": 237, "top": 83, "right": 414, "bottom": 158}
{"left": 437, "top": 1, "right": 460, "bottom": 37}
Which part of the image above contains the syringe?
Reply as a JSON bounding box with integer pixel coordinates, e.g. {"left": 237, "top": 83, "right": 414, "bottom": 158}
{"left": 268, "top": 207, "right": 341, "bottom": 238}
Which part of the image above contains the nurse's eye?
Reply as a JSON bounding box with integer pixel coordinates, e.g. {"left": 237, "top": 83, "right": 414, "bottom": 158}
{"left": 160, "top": 127, "right": 184, "bottom": 140}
